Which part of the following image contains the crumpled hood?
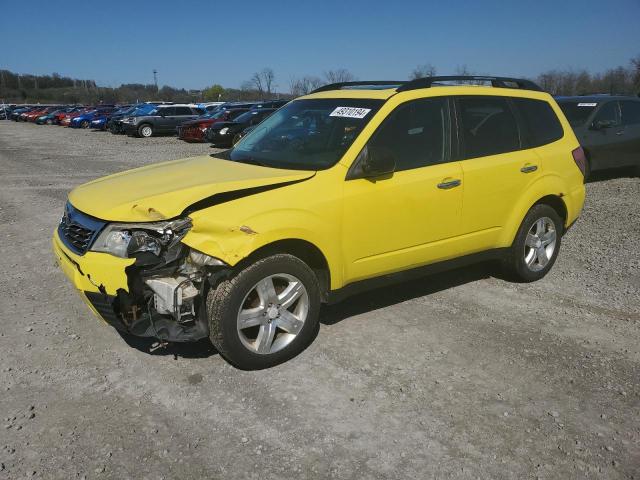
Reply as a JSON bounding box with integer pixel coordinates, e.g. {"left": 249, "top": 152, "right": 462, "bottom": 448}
{"left": 68, "top": 156, "right": 314, "bottom": 222}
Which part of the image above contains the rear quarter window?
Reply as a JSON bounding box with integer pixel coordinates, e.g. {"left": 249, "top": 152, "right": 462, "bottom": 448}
{"left": 513, "top": 98, "right": 564, "bottom": 148}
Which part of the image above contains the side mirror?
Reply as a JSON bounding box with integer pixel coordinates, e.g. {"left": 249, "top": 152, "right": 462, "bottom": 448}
{"left": 347, "top": 145, "right": 396, "bottom": 180}
{"left": 591, "top": 119, "right": 615, "bottom": 130}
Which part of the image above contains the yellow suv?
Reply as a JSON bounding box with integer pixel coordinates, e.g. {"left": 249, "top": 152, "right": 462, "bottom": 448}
{"left": 53, "top": 76, "right": 586, "bottom": 369}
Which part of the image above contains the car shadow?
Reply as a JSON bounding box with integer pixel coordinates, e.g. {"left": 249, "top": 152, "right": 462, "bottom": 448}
{"left": 587, "top": 167, "right": 638, "bottom": 183}
{"left": 116, "top": 262, "right": 496, "bottom": 359}
{"left": 320, "top": 262, "right": 494, "bottom": 326}
{"left": 117, "top": 332, "right": 219, "bottom": 359}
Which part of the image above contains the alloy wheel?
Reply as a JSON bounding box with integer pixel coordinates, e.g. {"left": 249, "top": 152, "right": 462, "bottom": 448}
{"left": 236, "top": 273, "right": 309, "bottom": 354}
{"left": 524, "top": 217, "right": 557, "bottom": 272}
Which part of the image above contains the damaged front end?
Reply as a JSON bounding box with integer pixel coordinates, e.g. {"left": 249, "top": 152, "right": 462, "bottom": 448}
{"left": 84, "top": 217, "right": 228, "bottom": 342}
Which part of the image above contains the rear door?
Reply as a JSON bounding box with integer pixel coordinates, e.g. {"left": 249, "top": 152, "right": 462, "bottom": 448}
{"left": 172, "top": 106, "right": 198, "bottom": 131}
{"left": 619, "top": 100, "right": 640, "bottom": 168}
{"left": 454, "top": 95, "right": 541, "bottom": 254}
{"left": 154, "top": 107, "right": 176, "bottom": 132}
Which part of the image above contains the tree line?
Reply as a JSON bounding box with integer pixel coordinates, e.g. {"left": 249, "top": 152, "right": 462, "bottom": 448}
{"left": 2, "top": 56, "right": 638, "bottom": 104}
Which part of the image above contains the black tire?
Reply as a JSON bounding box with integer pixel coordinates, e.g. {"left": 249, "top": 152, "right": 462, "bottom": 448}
{"left": 501, "top": 204, "right": 563, "bottom": 283}
{"left": 81, "top": 120, "right": 90, "bottom": 128}
{"left": 207, "top": 254, "right": 321, "bottom": 370}
{"left": 232, "top": 133, "right": 242, "bottom": 146}
{"left": 137, "top": 123, "right": 153, "bottom": 138}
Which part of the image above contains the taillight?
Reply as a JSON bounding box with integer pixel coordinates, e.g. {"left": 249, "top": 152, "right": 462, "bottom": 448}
{"left": 571, "top": 147, "right": 587, "bottom": 177}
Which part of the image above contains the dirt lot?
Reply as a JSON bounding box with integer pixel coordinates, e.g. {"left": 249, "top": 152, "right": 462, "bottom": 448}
{"left": 0, "top": 121, "right": 638, "bottom": 479}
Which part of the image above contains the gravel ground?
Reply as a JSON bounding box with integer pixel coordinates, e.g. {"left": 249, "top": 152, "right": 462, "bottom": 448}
{"left": 0, "top": 121, "right": 638, "bottom": 479}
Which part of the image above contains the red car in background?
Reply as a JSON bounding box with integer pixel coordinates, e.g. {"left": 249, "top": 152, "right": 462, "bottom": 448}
{"left": 19, "top": 107, "right": 49, "bottom": 122}
{"left": 58, "top": 108, "right": 90, "bottom": 126}
{"left": 178, "top": 108, "right": 249, "bottom": 142}
{"left": 24, "top": 106, "right": 59, "bottom": 122}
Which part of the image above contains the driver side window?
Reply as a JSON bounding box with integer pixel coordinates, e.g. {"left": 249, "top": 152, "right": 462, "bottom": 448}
{"left": 366, "top": 98, "right": 449, "bottom": 171}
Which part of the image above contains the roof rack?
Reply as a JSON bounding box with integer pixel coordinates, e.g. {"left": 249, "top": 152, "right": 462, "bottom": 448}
{"left": 397, "top": 76, "right": 542, "bottom": 92}
{"left": 309, "top": 76, "right": 544, "bottom": 95}
{"left": 310, "top": 81, "right": 406, "bottom": 94}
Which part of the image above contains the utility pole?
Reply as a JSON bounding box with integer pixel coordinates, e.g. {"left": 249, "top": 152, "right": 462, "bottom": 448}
{"left": 153, "top": 69, "right": 158, "bottom": 91}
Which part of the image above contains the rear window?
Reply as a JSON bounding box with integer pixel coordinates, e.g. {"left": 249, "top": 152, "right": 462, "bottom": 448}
{"left": 558, "top": 101, "right": 597, "bottom": 127}
{"left": 457, "top": 96, "right": 520, "bottom": 159}
{"left": 513, "top": 98, "right": 563, "bottom": 147}
{"left": 620, "top": 101, "right": 640, "bottom": 125}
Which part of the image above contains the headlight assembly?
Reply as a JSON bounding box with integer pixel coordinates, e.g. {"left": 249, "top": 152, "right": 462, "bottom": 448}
{"left": 219, "top": 127, "right": 229, "bottom": 135}
{"left": 91, "top": 218, "right": 192, "bottom": 258}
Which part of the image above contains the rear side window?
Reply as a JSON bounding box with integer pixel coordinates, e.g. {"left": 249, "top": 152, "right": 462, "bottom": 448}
{"left": 620, "top": 101, "right": 640, "bottom": 125}
{"left": 558, "top": 102, "right": 597, "bottom": 127}
{"left": 367, "top": 97, "right": 448, "bottom": 171}
{"left": 513, "top": 98, "right": 563, "bottom": 147}
{"left": 457, "top": 96, "right": 520, "bottom": 159}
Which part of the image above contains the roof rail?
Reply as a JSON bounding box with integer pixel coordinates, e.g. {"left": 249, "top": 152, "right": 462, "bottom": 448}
{"left": 310, "top": 81, "right": 406, "bottom": 94}
{"left": 396, "top": 76, "right": 543, "bottom": 92}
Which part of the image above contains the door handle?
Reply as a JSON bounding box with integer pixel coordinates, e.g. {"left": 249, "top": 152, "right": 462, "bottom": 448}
{"left": 437, "top": 179, "right": 462, "bottom": 189}
{"left": 520, "top": 165, "right": 538, "bottom": 173}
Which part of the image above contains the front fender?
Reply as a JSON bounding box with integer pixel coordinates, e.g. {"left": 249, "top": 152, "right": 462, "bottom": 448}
{"left": 182, "top": 208, "right": 343, "bottom": 288}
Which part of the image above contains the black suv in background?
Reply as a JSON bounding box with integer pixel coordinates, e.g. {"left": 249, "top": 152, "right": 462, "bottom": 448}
{"left": 122, "top": 105, "right": 204, "bottom": 137}
{"left": 557, "top": 95, "right": 640, "bottom": 177}
{"left": 205, "top": 108, "right": 276, "bottom": 147}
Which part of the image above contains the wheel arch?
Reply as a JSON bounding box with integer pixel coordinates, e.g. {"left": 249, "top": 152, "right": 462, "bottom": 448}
{"left": 236, "top": 239, "right": 332, "bottom": 302}
{"left": 533, "top": 195, "right": 568, "bottom": 229}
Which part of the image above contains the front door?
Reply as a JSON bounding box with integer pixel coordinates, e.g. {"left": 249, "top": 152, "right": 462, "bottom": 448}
{"left": 583, "top": 101, "right": 627, "bottom": 170}
{"left": 342, "top": 97, "right": 464, "bottom": 284}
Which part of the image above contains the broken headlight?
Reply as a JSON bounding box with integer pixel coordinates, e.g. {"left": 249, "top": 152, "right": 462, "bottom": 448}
{"left": 91, "top": 218, "right": 192, "bottom": 258}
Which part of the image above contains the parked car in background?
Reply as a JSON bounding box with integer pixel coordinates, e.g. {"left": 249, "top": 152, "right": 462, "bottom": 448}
{"left": 122, "top": 104, "right": 204, "bottom": 137}
{"left": 91, "top": 105, "right": 131, "bottom": 130}
{"left": 70, "top": 107, "right": 117, "bottom": 128}
{"left": 250, "top": 99, "right": 288, "bottom": 110}
{"left": 178, "top": 108, "right": 250, "bottom": 143}
{"left": 205, "top": 108, "right": 276, "bottom": 147}
{"left": 108, "top": 103, "right": 160, "bottom": 134}
{"left": 10, "top": 106, "right": 36, "bottom": 121}
{"left": 557, "top": 95, "right": 640, "bottom": 177}
{"left": 59, "top": 107, "right": 90, "bottom": 126}
{"left": 36, "top": 107, "right": 73, "bottom": 125}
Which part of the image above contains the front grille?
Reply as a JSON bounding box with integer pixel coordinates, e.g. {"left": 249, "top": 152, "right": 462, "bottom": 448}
{"left": 58, "top": 202, "right": 106, "bottom": 255}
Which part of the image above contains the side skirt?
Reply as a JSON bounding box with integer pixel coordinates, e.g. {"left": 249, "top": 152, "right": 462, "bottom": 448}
{"left": 327, "top": 248, "right": 507, "bottom": 305}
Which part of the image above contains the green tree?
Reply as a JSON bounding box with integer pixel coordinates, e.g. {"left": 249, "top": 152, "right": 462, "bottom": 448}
{"left": 203, "top": 84, "right": 225, "bottom": 101}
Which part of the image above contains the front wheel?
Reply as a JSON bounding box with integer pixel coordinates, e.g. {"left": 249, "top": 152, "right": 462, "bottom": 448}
{"left": 81, "top": 120, "right": 90, "bottom": 128}
{"left": 207, "top": 254, "right": 321, "bottom": 369}
{"left": 501, "top": 204, "right": 563, "bottom": 282}
{"left": 138, "top": 124, "right": 153, "bottom": 138}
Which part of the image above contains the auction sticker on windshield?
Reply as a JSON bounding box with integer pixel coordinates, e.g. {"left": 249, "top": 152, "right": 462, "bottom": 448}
{"left": 577, "top": 103, "right": 597, "bottom": 107}
{"left": 329, "top": 107, "right": 371, "bottom": 119}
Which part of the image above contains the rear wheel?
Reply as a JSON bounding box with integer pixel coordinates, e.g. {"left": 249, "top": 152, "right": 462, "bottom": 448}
{"left": 80, "top": 120, "right": 90, "bottom": 128}
{"left": 138, "top": 124, "right": 153, "bottom": 138}
{"left": 207, "top": 254, "right": 321, "bottom": 369}
{"left": 501, "top": 204, "right": 562, "bottom": 282}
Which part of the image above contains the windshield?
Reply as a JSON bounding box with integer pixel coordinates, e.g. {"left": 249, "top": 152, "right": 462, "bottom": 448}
{"left": 228, "top": 99, "right": 384, "bottom": 170}
{"left": 558, "top": 101, "right": 598, "bottom": 127}
{"left": 233, "top": 111, "right": 260, "bottom": 124}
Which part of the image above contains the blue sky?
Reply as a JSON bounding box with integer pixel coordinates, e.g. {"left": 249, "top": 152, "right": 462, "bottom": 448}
{"left": 2, "top": 0, "right": 639, "bottom": 90}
